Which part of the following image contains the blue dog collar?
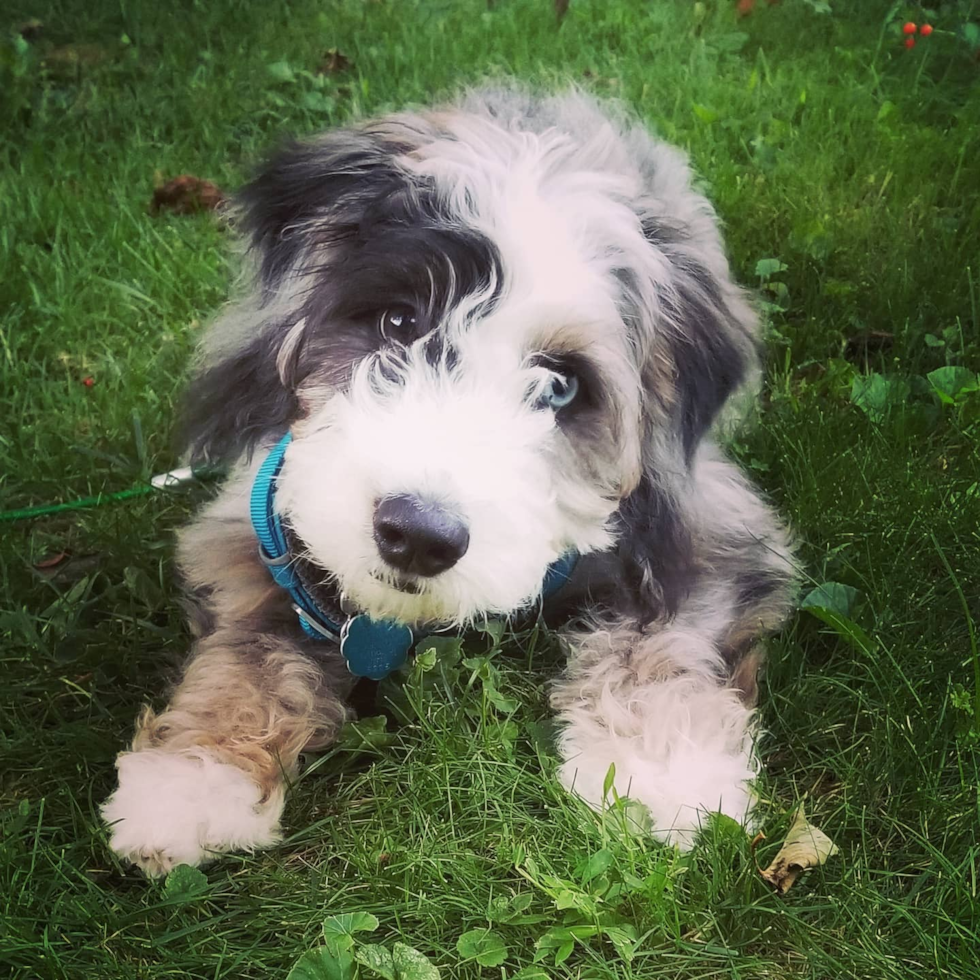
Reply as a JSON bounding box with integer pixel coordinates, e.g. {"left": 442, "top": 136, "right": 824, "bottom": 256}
{"left": 250, "top": 433, "right": 577, "bottom": 680}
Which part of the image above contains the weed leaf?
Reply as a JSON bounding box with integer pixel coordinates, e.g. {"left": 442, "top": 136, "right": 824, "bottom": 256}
{"left": 267, "top": 60, "right": 296, "bottom": 83}
{"left": 754, "top": 258, "right": 788, "bottom": 279}
{"left": 801, "top": 583, "right": 875, "bottom": 653}
{"left": 803, "top": 606, "right": 876, "bottom": 654}
{"left": 512, "top": 970, "right": 549, "bottom": 980}
{"left": 337, "top": 717, "right": 393, "bottom": 753}
{"left": 850, "top": 374, "right": 909, "bottom": 423}
{"left": 801, "top": 582, "right": 858, "bottom": 617}
{"left": 711, "top": 31, "right": 749, "bottom": 52}
{"left": 474, "top": 618, "right": 505, "bottom": 648}
{"left": 323, "top": 912, "right": 380, "bottom": 952}
{"left": 456, "top": 928, "right": 508, "bottom": 966}
{"left": 927, "top": 367, "right": 979, "bottom": 405}
{"left": 355, "top": 946, "right": 395, "bottom": 980}
{"left": 602, "top": 922, "right": 638, "bottom": 962}
{"left": 391, "top": 943, "right": 440, "bottom": 980}
{"left": 602, "top": 762, "right": 617, "bottom": 801}
{"left": 287, "top": 947, "right": 354, "bottom": 980}
{"left": 162, "top": 864, "right": 208, "bottom": 901}
{"left": 486, "top": 686, "right": 519, "bottom": 714}
{"left": 575, "top": 848, "right": 614, "bottom": 885}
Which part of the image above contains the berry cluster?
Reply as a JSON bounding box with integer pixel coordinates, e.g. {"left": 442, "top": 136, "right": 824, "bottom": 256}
{"left": 903, "top": 21, "right": 934, "bottom": 49}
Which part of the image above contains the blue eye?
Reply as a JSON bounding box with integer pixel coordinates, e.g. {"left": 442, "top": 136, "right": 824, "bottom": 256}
{"left": 539, "top": 371, "right": 579, "bottom": 411}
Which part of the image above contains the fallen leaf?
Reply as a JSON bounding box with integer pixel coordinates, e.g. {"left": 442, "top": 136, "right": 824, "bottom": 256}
{"left": 736, "top": 0, "right": 755, "bottom": 16}
{"left": 32, "top": 553, "right": 102, "bottom": 584}
{"left": 33, "top": 551, "right": 71, "bottom": 570}
{"left": 151, "top": 175, "right": 226, "bottom": 215}
{"left": 18, "top": 19, "right": 44, "bottom": 42}
{"left": 844, "top": 330, "right": 894, "bottom": 360}
{"left": 317, "top": 48, "right": 352, "bottom": 74}
{"left": 759, "top": 804, "right": 839, "bottom": 894}
{"left": 555, "top": 0, "right": 570, "bottom": 24}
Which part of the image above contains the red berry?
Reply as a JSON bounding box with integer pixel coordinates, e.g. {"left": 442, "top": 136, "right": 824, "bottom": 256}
{"left": 903, "top": 22, "right": 917, "bottom": 35}
{"left": 904, "top": 37, "right": 916, "bottom": 49}
{"left": 82, "top": 376, "right": 95, "bottom": 387}
{"left": 920, "top": 24, "right": 933, "bottom": 37}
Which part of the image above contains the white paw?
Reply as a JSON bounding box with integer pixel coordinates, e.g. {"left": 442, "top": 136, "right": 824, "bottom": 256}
{"left": 101, "top": 748, "right": 284, "bottom": 876}
{"left": 556, "top": 680, "right": 758, "bottom": 850}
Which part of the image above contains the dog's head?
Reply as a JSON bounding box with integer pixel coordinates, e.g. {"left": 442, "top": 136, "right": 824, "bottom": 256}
{"left": 183, "top": 90, "right": 758, "bottom": 627}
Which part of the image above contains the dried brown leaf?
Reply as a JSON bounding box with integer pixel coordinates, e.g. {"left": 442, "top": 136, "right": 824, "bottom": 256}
{"left": 317, "top": 48, "right": 352, "bottom": 75}
{"left": 33, "top": 553, "right": 102, "bottom": 584}
{"left": 33, "top": 551, "right": 71, "bottom": 570}
{"left": 844, "top": 331, "right": 894, "bottom": 361}
{"left": 151, "top": 176, "right": 226, "bottom": 215}
{"left": 18, "top": 19, "right": 44, "bottom": 42}
{"left": 759, "top": 804, "right": 839, "bottom": 895}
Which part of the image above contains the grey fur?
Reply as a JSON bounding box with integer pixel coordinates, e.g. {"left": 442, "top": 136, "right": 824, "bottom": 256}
{"left": 103, "top": 86, "right": 796, "bottom": 872}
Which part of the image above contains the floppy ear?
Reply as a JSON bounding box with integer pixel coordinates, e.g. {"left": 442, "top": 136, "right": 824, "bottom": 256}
{"left": 614, "top": 194, "right": 759, "bottom": 620}
{"left": 178, "top": 329, "right": 298, "bottom": 466}
{"left": 613, "top": 469, "right": 696, "bottom": 622}
{"left": 657, "top": 251, "right": 759, "bottom": 461}
{"left": 178, "top": 130, "right": 412, "bottom": 465}
{"left": 238, "top": 131, "right": 410, "bottom": 292}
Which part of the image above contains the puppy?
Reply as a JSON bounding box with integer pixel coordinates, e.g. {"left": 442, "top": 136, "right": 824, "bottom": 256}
{"left": 102, "top": 87, "right": 794, "bottom": 875}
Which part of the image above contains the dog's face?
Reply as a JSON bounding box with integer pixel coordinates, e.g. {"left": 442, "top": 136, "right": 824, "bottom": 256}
{"left": 185, "top": 91, "right": 759, "bottom": 627}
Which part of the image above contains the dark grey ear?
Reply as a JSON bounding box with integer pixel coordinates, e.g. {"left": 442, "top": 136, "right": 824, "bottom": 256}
{"left": 178, "top": 130, "right": 411, "bottom": 465}
{"left": 612, "top": 232, "right": 757, "bottom": 621}
{"left": 660, "top": 255, "right": 759, "bottom": 461}
{"left": 635, "top": 212, "right": 760, "bottom": 462}
{"left": 177, "top": 330, "right": 298, "bottom": 466}
{"left": 614, "top": 471, "right": 696, "bottom": 622}
{"left": 238, "top": 131, "right": 411, "bottom": 292}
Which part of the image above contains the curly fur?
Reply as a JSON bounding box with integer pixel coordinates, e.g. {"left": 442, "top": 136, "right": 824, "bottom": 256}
{"left": 102, "top": 86, "right": 794, "bottom": 873}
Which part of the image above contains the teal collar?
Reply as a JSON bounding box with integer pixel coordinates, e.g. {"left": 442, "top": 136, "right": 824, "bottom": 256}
{"left": 250, "top": 433, "right": 578, "bottom": 680}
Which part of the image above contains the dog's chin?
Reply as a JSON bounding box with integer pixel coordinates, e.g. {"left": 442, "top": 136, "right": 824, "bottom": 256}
{"left": 337, "top": 574, "right": 475, "bottom": 629}
{"left": 330, "top": 561, "right": 548, "bottom": 629}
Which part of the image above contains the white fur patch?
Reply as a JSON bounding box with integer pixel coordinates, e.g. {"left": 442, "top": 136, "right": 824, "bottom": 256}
{"left": 102, "top": 749, "right": 284, "bottom": 876}
{"left": 278, "top": 350, "right": 617, "bottom": 627}
{"left": 556, "top": 675, "right": 758, "bottom": 849}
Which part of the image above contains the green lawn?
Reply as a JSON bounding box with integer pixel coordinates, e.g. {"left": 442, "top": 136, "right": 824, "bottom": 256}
{"left": 2, "top": 1, "right": 979, "bottom": 978}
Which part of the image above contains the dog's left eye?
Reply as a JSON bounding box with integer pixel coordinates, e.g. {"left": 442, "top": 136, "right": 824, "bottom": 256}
{"left": 538, "top": 371, "right": 580, "bottom": 411}
{"left": 379, "top": 307, "right": 418, "bottom": 342}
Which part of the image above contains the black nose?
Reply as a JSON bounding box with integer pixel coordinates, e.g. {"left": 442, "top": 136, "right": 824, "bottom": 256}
{"left": 373, "top": 495, "right": 470, "bottom": 577}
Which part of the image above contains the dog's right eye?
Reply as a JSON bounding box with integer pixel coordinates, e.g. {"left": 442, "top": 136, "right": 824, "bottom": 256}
{"left": 538, "top": 371, "right": 580, "bottom": 411}
{"left": 379, "top": 307, "right": 418, "bottom": 343}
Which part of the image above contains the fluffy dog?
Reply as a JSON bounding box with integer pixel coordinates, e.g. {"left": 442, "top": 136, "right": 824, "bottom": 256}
{"left": 102, "top": 87, "right": 794, "bottom": 875}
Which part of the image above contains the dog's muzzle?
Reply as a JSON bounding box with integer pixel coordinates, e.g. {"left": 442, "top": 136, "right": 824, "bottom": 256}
{"left": 251, "top": 432, "right": 578, "bottom": 680}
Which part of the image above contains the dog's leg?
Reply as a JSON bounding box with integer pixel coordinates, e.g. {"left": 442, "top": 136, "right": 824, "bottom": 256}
{"left": 552, "top": 450, "right": 795, "bottom": 848}
{"left": 102, "top": 477, "right": 351, "bottom": 875}
{"left": 551, "top": 619, "right": 761, "bottom": 850}
{"left": 101, "top": 629, "right": 349, "bottom": 875}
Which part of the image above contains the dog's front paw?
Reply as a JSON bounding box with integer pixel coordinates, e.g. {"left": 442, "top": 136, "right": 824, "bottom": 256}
{"left": 556, "top": 684, "right": 758, "bottom": 850}
{"left": 558, "top": 739, "right": 756, "bottom": 850}
{"left": 101, "top": 748, "right": 284, "bottom": 876}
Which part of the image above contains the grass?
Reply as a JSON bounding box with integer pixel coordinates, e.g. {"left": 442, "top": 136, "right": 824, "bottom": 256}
{"left": 2, "top": 0, "right": 979, "bottom": 977}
